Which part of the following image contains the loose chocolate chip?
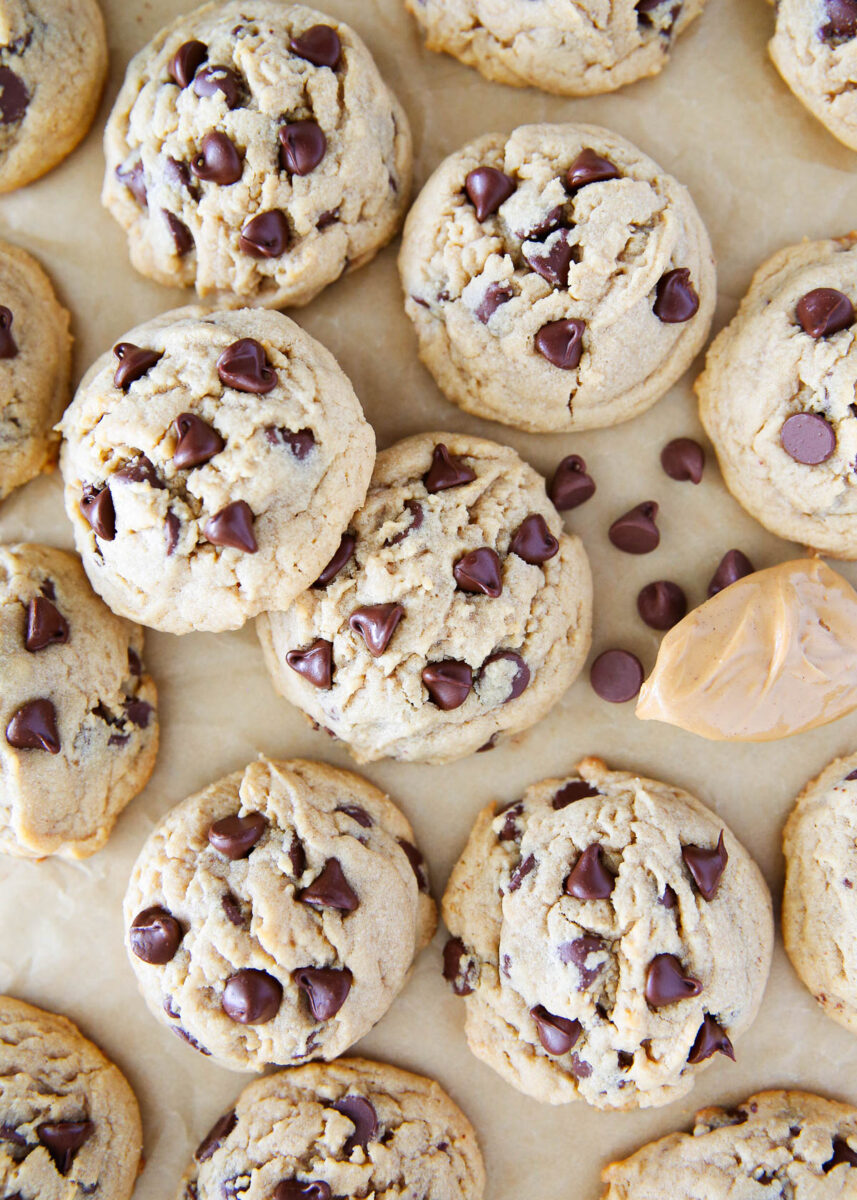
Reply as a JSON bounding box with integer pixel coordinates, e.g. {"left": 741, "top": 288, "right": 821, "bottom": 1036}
{"left": 313, "top": 533, "right": 355, "bottom": 587}
{"left": 129, "top": 906, "right": 182, "bottom": 964}
{"left": 645, "top": 953, "right": 702, "bottom": 1007}
{"left": 349, "top": 603, "right": 404, "bottom": 656}
{"left": 169, "top": 39, "right": 208, "bottom": 87}
{"left": 424, "top": 443, "right": 476, "bottom": 492}
{"left": 781, "top": 412, "right": 837, "bottom": 465}
{"left": 116, "top": 160, "right": 147, "bottom": 207}
{"left": 659, "top": 884, "right": 678, "bottom": 908}
{"left": 37, "top": 1121, "right": 94, "bottom": 1175}
{"left": 552, "top": 780, "right": 599, "bottom": 809}
{"left": 239, "top": 211, "right": 290, "bottom": 258}
{"left": 609, "top": 501, "right": 659, "bottom": 553}
{"left": 397, "top": 838, "right": 429, "bottom": 891}
{"left": 682, "top": 830, "right": 728, "bottom": 900}
{"left": 464, "top": 167, "right": 516, "bottom": 221}
{"left": 0, "top": 67, "right": 29, "bottom": 124}
{"left": 279, "top": 119, "right": 327, "bottom": 174}
{"left": 530, "top": 1005, "right": 581, "bottom": 1055}
{"left": 195, "top": 1110, "right": 237, "bottom": 1162}
{"left": 549, "top": 455, "right": 595, "bottom": 510}
{"left": 290, "top": 24, "right": 342, "bottom": 67}
{"left": 654, "top": 269, "right": 699, "bottom": 322}
{"left": 300, "top": 858, "right": 359, "bottom": 914}
{"left": 0, "top": 306, "right": 17, "bottom": 358}
{"left": 115, "top": 455, "right": 164, "bottom": 488}
{"left": 475, "top": 282, "right": 514, "bottom": 324}
{"left": 193, "top": 65, "right": 244, "bottom": 108}
{"left": 565, "top": 844, "right": 615, "bottom": 899}
{"left": 208, "top": 812, "right": 268, "bottom": 859}
{"left": 286, "top": 639, "right": 333, "bottom": 688}
{"left": 637, "top": 580, "right": 687, "bottom": 630}
{"left": 166, "top": 512, "right": 180, "bottom": 556}
{"left": 266, "top": 426, "right": 315, "bottom": 459}
{"left": 590, "top": 649, "right": 644, "bottom": 703}
{"left": 336, "top": 804, "right": 372, "bottom": 827}
{"left": 25, "top": 597, "right": 69, "bottom": 652}
{"left": 293, "top": 966, "right": 352, "bottom": 1020}
{"left": 566, "top": 148, "right": 620, "bottom": 191}
{"left": 559, "top": 935, "right": 607, "bottom": 988}
{"left": 113, "top": 342, "right": 163, "bottom": 390}
{"left": 687, "top": 1013, "right": 734, "bottom": 1063}
{"left": 481, "top": 650, "right": 530, "bottom": 701}
{"left": 443, "top": 937, "right": 476, "bottom": 996}
{"left": 509, "top": 514, "right": 559, "bottom": 564}
{"left": 386, "top": 500, "right": 423, "bottom": 545}
{"left": 454, "top": 547, "right": 502, "bottom": 597}
{"left": 6, "top": 698, "right": 60, "bottom": 753}
{"left": 203, "top": 500, "right": 258, "bottom": 553}
{"left": 221, "top": 892, "right": 245, "bottom": 927}
{"left": 797, "top": 287, "right": 854, "bottom": 337}
{"left": 124, "top": 698, "right": 153, "bottom": 728}
{"left": 824, "top": 1138, "right": 857, "bottom": 1171}
{"left": 422, "top": 660, "right": 472, "bottom": 709}
{"left": 274, "top": 1183, "right": 332, "bottom": 1200}
{"left": 173, "top": 412, "right": 224, "bottom": 468}
{"left": 508, "top": 853, "right": 536, "bottom": 893}
{"left": 332, "top": 1095, "right": 377, "bottom": 1155}
{"left": 535, "top": 318, "right": 585, "bottom": 369}
{"left": 222, "top": 969, "right": 283, "bottom": 1024}
{"left": 217, "top": 338, "right": 277, "bottom": 393}
{"left": 523, "top": 230, "right": 577, "bottom": 288}
{"left": 708, "top": 548, "right": 754, "bottom": 597}
{"left": 661, "top": 437, "right": 705, "bottom": 483}
{"left": 163, "top": 210, "right": 194, "bottom": 256}
{"left": 192, "top": 131, "right": 243, "bottom": 184}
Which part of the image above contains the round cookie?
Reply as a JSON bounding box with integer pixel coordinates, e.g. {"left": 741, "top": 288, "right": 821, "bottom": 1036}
{"left": 103, "top": 0, "right": 412, "bottom": 308}
{"left": 399, "top": 123, "right": 715, "bottom": 433}
{"left": 0, "top": 0, "right": 107, "bottom": 193}
{"left": 0, "top": 543, "right": 158, "bottom": 860}
{"left": 405, "top": 0, "right": 707, "bottom": 98}
{"left": 59, "top": 306, "right": 375, "bottom": 634}
{"left": 257, "top": 431, "right": 593, "bottom": 764}
{"left": 441, "top": 756, "right": 773, "bottom": 1110}
{"left": 0, "top": 240, "right": 71, "bottom": 501}
{"left": 602, "top": 1090, "right": 857, "bottom": 1198}
{"left": 177, "top": 1057, "right": 485, "bottom": 1200}
{"left": 124, "top": 758, "right": 436, "bottom": 1073}
{"left": 697, "top": 235, "right": 857, "bottom": 558}
{"left": 0, "top": 994, "right": 142, "bottom": 1200}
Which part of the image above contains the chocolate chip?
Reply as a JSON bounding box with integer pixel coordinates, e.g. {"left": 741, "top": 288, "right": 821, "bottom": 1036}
{"left": 115, "top": 455, "right": 164, "bottom": 488}
{"left": 480, "top": 650, "right": 530, "bottom": 701}
{"left": 0, "top": 1125, "right": 26, "bottom": 1146}
{"left": 217, "top": 338, "right": 277, "bottom": 393}
{"left": 708, "top": 548, "right": 754, "bottom": 597}
{"left": 847, "top": 769, "right": 857, "bottom": 782}
{"left": 590, "top": 649, "right": 644, "bottom": 702}
{"left": 397, "top": 838, "right": 429, "bottom": 892}
{"left": 163, "top": 210, "right": 194, "bottom": 256}
{"left": 530, "top": 1005, "right": 581, "bottom": 1055}
{"left": 279, "top": 119, "right": 327, "bottom": 174}
{"left": 454, "top": 547, "right": 502, "bottom": 596}
{"left": 549, "top": 455, "right": 595, "bottom": 511}
{"left": 349, "top": 603, "right": 404, "bottom": 656}
{"left": 475, "top": 282, "right": 514, "bottom": 324}
{"left": 195, "top": 1110, "right": 237, "bottom": 1162}
{"left": 239, "top": 211, "right": 290, "bottom": 258}
{"left": 203, "top": 500, "right": 257, "bottom": 553}
{"left": 124, "top": 698, "right": 153, "bottom": 728}
{"left": 659, "top": 885, "right": 678, "bottom": 908}
{"left": 508, "top": 853, "right": 535, "bottom": 892}
{"left": 687, "top": 1013, "right": 734, "bottom": 1063}
{"left": 661, "top": 437, "right": 704, "bottom": 483}
{"left": 617, "top": 1050, "right": 634, "bottom": 1069}
{"left": 290, "top": 24, "right": 342, "bottom": 67}
{"left": 645, "top": 953, "right": 701, "bottom": 1006}
{"left": 517, "top": 206, "right": 564, "bottom": 240}
{"left": 823, "top": 1137, "right": 857, "bottom": 1171}
{"left": 637, "top": 581, "right": 687, "bottom": 630}
{"left": 329, "top": 1095, "right": 378, "bottom": 1157}
{"left": 821, "top": 0, "right": 857, "bottom": 38}
{"left": 129, "top": 906, "right": 182, "bottom": 964}
{"left": 609, "top": 501, "right": 659, "bottom": 553}
{"left": 0, "top": 306, "right": 17, "bottom": 358}
{"left": 113, "top": 342, "right": 163, "bottom": 390}
{"left": 293, "top": 966, "right": 352, "bottom": 1019}
{"left": 208, "top": 812, "right": 268, "bottom": 859}
{"left": 565, "top": 844, "right": 615, "bottom": 899}
{"left": 443, "top": 937, "right": 476, "bottom": 996}
{"left": 25, "top": 597, "right": 69, "bottom": 652}
{"left": 509, "top": 514, "right": 559, "bottom": 564}
{"left": 169, "top": 40, "right": 207, "bottom": 87}
{"left": 424, "top": 444, "right": 476, "bottom": 492}
{"left": 274, "top": 1183, "right": 332, "bottom": 1200}
{"left": 173, "top": 413, "right": 224, "bottom": 469}
{"left": 535, "top": 318, "right": 585, "bottom": 369}
{"left": 464, "top": 167, "right": 516, "bottom": 221}
{"left": 37, "top": 1121, "right": 94, "bottom": 1174}
{"left": 797, "top": 287, "right": 854, "bottom": 337}
{"left": 0, "top": 67, "right": 28, "bottom": 124}
{"left": 566, "top": 148, "right": 620, "bottom": 191}
{"left": 654, "top": 269, "right": 699, "bottom": 323}
{"left": 166, "top": 511, "right": 180, "bottom": 555}
{"left": 336, "top": 804, "right": 372, "bottom": 827}
{"left": 221, "top": 892, "right": 245, "bottom": 927}
{"left": 222, "top": 969, "right": 283, "bottom": 1023}
{"left": 265, "top": 426, "right": 315, "bottom": 458}
{"left": 523, "top": 230, "right": 577, "bottom": 287}
{"left": 290, "top": 836, "right": 307, "bottom": 878}
{"left": 6, "top": 698, "right": 60, "bottom": 753}
{"left": 174, "top": 1026, "right": 211, "bottom": 1055}
{"left": 422, "top": 660, "right": 472, "bottom": 709}
{"left": 313, "top": 533, "right": 355, "bottom": 587}
{"left": 193, "top": 65, "right": 243, "bottom": 108}
{"left": 192, "top": 131, "right": 242, "bottom": 184}
{"left": 286, "top": 639, "right": 333, "bottom": 688}
{"left": 300, "top": 859, "right": 359, "bottom": 914}
{"left": 552, "top": 780, "right": 599, "bottom": 809}
{"left": 559, "top": 935, "right": 606, "bottom": 988}
{"left": 386, "top": 500, "right": 423, "bottom": 545}
{"left": 116, "top": 160, "right": 147, "bottom": 207}
{"left": 682, "top": 830, "right": 727, "bottom": 900}
{"left": 781, "top": 413, "right": 836, "bottom": 465}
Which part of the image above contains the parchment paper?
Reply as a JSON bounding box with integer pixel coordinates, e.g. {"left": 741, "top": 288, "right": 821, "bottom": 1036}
{"left": 3, "top": 1, "right": 857, "bottom": 1196}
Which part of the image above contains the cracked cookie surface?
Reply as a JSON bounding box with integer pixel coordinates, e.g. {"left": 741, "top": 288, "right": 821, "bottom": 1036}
{"left": 770, "top": 0, "right": 857, "bottom": 151}
{"left": 441, "top": 757, "right": 772, "bottom": 1109}
{"left": 124, "top": 758, "right": 436, "bottom": 1073}
{"left": 103, "top": 0, "right": 412, "bottom": 308}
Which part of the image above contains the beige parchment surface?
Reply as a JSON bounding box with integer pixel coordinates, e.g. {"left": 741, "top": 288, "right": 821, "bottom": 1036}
{"left": 3, "top": 1, "right": 857, "bottom": 1196}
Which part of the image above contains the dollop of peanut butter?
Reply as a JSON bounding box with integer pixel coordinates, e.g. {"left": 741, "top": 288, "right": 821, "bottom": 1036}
{"left": 636, "top": 558, "right": 857, "bottom": 741}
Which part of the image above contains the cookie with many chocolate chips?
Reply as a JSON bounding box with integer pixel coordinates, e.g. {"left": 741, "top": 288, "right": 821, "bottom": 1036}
{"left": 602, "top": 1090, "right": 857, "bottom": 1197}
{"left": 0, "top": 543, "right": 158, "bottom": 859}
{"left": 399, "top": 124, "right": 715, "bottom": 432}
{"left": 441, "top": 757, "right": 772, "bottom": 1109}
{"left": 59, "top": 306, "right": 374, "bottom": 634}
{"left": 0, "top": 994, "right": 142, "bottom": 1200}
{"left": 697, "top": 235, "right": 857, "bottom": 558}
{"left": 257, "top": 432, "right": 593, "bottom": 764}
{"left": 124, "top": 758, "right": 436, "bottom": 1072}
{"left": 102, "top": 0, "right": 411, "bottom": 307}
{"left": 405, "top": 0, "right": 707, "bottom": 97}
{"left": 770, "top": 0, "right": 857, "bottom": 150}
{"left": 177, "top": 1057, "right": 484, "bottom": 1200}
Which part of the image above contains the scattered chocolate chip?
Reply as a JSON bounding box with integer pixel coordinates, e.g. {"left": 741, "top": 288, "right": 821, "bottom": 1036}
{"left": 221, "top": 891, "right": 245, "bottom": 927}
{"left": 279, "top": 119, "right": 327, "bottom": 174}
{"left": 609, "top": 501, "right": 659, "bottom": 553}
{"left": 617, "top": 1050, "right": 634, "bottom": 1069}
{"left": 781, "top": 412, "right": 836, "bottom": 465}
{"left": 317, "top": 208, "right": 339, "bottom": 229}
{"left": 166, "top": 511, "right": 180, "bottom": 556}
{"left": 509, "top": 514, "right": 559, "bottom": 564}
{"left": 0, "top": 67, "right": 28, "bottom": 124}
{"left": 217, "top": 338, "right": 277, "bottom": 392}
{"left": 480, "top": 650, "right": 530, "bottom": 701}
{"left": 661, "top": 437, "right": 705, "bottom": 483}
{"left": 336, "top": 804, "right": 372, "bottom": 827}
{"left": 164, "top": 155, "right": 195, "bottom": 193}
{"left": 645, "top": 953, "right": 702, "bottom": 1006}
{"left": 386, "top": 500, "right": 423, "bottom": 545}
{"left": 552, "top": 780, "right": 599, "bottom": 809}
{"left": 708, "top": 548, "right": 754, "bottom": 597}
{"left": 124, "top": 698, "right": 153, "bottom": 728}
{"left": 313, "top": 533, "right": 355, "bottom": 587}
{"left": 289, "top": 24, "right": 342, "bottom": 67}
{"left": 330, "top": 1098, "right": 377, "bottom": 1161}
{"left": 113, "top": 342, "right": 163, "bottom": 390}
{"left": 349, "top": 603, "right": 404, "bottom": 656}
{"left": 195, "top": 1110, "right": 236, "bottom": 1162}
{"left": 422, "top": 660, "right": 472, "bottom": 709}
{"left": 590, "top": 649, "right": 644, "bottom": 702}
{"left": 654, "top": 269, "right": 699, "bottom": 323}
{"left": 239, "top": 210, "right": 290, "bottom": 258}
{"left": 464, "top": 166, "right": 516, "bottom": 221}
{"left": 549, "top": 455, "right": 596, "bottom": 510}
{"left": 286, "top": 639, "right": 333, "bottom": 688}
{"left": 797, "top": 287, "right": 854, "bottom": 337}
{"left": 0, "top": 306, "right": 17, "bottom": 358}
{"left": 424, "top": 443, "right": 476, "bottom": 492}
{"left": 116, "top": 161, "right": 147, "bottom": 207}
{"left": 559, "top": 935, "right": 606, "bottom": 988}
{"left": 208, "top": 812, "right": 268, "bottom": 859}
{"left": 265, "top": 426, "right": 315, "bottom": 460}
{"left": 498, "top": 801, "right": 523, "bottom": 843}
{"left": 222, "top": 969, "right": 283, "bottom": 1023}
{"left": 193, "top": 64, "right": 243, "bottom": 107}
{"left": 25, "top": 597, "right": 69, "bottom": 652}
{"left": 565, "top": 844, "right": 615, "bottom": 899}
{"left": 508, "top": 853, "right": 535, "bottom": 892}
{"left": 6, "top": 698, "right": 60, "bottom": 753}
{"left": 682, "top": 830, "right": 728, "bottom": 900}
{"left": 169, "top": 40, "right": 207, "bottom": 87}
{"left": 163, "top": 210, "right": 194, "bottom": 256}
{"left": 37, "top": 1121, "right": 94, "bottom": 1175}
{"left": 0, "top": 1125, "right": 26, "bottom": 1146}
{"left": 114, "top": 455, "right": 164, "bottom": 487}
{"left": 518, "top": 206, "right": 564, "bottom": 240}
{"left": 571, "top": 1053, "right": 592, "bottom": 1079}
{"left": 192, "top": 131, "right": 243, "bottom": 185}
{"left": 475, "top": 282, "right": 514, "bottom": 324}
{"left": 523, "top": 230, "right": 577, "bottom": 287}
{"left": 274, "top": 1183, "right": 331, "bottom": 1200}
{"left": 397, "top": 838, "right": 429, "bottom": 891}
{"left": 687, "top": 1013, "right": 734, "bottom": 1063}
{"left": 173, "top": 412, "right": 224, "bottom": 468}
{"left": 290, "top": 836, "right": 307, "bottom": 878}
{"left": 203, "top": 500, "right": 257, "bottom": 553}
{"left": 566, "top": 148, "right": 620, "bottom": 191}
{"left": 130, "top": 906, "right": 182, "bottom": 964}
{"left": 535, "top": 318, "right": 585, "bottom": 369}
{"left": 108, "top": 733, "right": 130, "bottom": 747}
{"left": 637, "top": 580, "right": 687, "bottom": 630}
{"left": 300, "top": 859, "right": 359, "bottom": 914}
{"left": 821, "top": 0, "right": 857, "bottom": 38}
{"left": 659, "top": 884, "right": 678, "bottom": 908}
{"left": 454, "top": 547, "right": 502, "bottom": 597}
{"left": 293, "top": 966, "right": 352, "bottom": 1019}
{"left": 530, "top": 1005, "right": 581, "bottom": 1055}
{"left": 824, "top": 1137, "right": 857, "bottom": 1171}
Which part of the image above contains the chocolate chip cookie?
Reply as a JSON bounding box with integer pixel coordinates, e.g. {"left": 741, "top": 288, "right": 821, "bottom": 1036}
{"left": 442, "top": 757, "right": 773, "bottom": 1109}
{"left": 257, "top": 432, "right": 593, "bottom": 764}
{"left": 399, "top": 123, "right": 715, "bottom": 432}
{"left": 0, "top": 239, "right": 71, "bottom": 502}
{"left": 59, "top": 306, "right": 375, "bottom": 634}
{"left": 602, "top": 1090, "right": 857, "bottom": 1197}
{"left": 124, "top": 758, "right": 436, "bottom": 1073}
{"left": 1, "top": 543, "right": 158, "bottom": 860}
{"left": 697, "top": 235, "right": 857, "bottom": 558}
{"left": 0, "top": 994, "right": 142, "bottom": 1200}
{"left": 405, "top": 0, "right": 707, "bottom": 97}
{"left": 770, "top": 0, "right": 857, "bottom": 151}
{"left": 103, "top": 0, "right": 411, "bottom": 308}
{"left": 177, "top": 1057, "right": 485, "bottom": 1200}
